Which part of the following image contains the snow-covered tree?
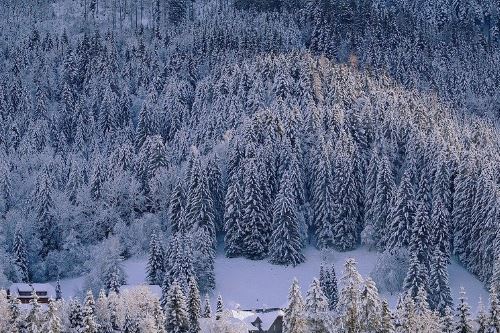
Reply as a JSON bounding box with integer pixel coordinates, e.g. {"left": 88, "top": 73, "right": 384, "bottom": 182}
{"left": 215, "top": 295, "right": 224, "bottom": 320}
{"left": 304, "top": 278, "right": 330, "bottom": 333}
{"left": 284, "top": 278, "right": 306, "bottom": 333}
{"left": 454, "top": 287, "right": 473, "bottom": 333}
{"left": 269, "top": 170, "right": 305, "bottom": 266}
{"left": 187, "top": 276, "right": 201, "bottom": 333}
{"left": 147, "top": 232, "right": 165, "bottom": 285}
{"left": 165, "top": 280, "right": 189, "bottom": 333}
{"left": 44, "top": 299, "right": 63, "bottom": 333}
{"left": 337, "top": 258, "right": 363, "bottom": 333}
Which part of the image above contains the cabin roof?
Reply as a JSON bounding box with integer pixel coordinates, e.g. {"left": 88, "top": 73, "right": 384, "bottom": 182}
{"left": 9, "top": 283, "right": 56, "bottom": 298}
{"left": 230, "top": 309, "right": 284, "bottom": 331}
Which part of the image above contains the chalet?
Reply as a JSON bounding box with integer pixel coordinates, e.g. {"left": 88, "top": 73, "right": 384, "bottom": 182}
{"left": 8, "top": 283, "right": 56, "bottom": 304}
{"left": 230, "top": 308, "right": 284, "bottom": 333}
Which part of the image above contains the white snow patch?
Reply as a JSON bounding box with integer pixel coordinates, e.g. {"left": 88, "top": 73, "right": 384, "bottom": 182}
{"left": 56, "top": 246, "right": 489, "bottom": 310}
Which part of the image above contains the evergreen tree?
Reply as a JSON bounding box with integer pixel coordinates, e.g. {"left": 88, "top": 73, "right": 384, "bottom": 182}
{"left": 165, "top": 280, "right": 189, "bottom": 333}
{"left": 26, "top": 289, "right": 43, "bottom": 333}
{"left": 371, "top": 155, "right": 395, "bottom": 250}
{"left": 380, "top": 300, "right": 395, "bottom": 333}
{"left": 202, "top": 294, "right": 212, "bottom": 319}
{"left": 337, "top": 258, "right": 363, "bottom": 333}
{"left": 187, "top": 276, "right": 201, "bottom": 333}
{"left": 33, "top": 166, "right": 60, "bottom": 256}
{"left": 428, "top": 245, "right": 453, "bottom": 314}
{"left": 241, "top": 158, "right": 269, "bottom": 259}
{"left": 215, "top": 295, "right": 224, "bottom": 320}
{"left": 224, "top": 171, "right": 244, "bottom": 257}
{"left": 304, "top": 278, "right": 330, "bottom": 333}
{"left": 68, "top": 298, "right": 84, "bottom": 333}
{"left": 489, "top": 287, "right": 500, "bottom": 333}
{"left": 284, "top": 278, "right": 306, "bottom": 333}
{"left": 147, "top": 232, "right": 165, "bottom": 285}
{"left": 312, "top": 142, "right": 336, "bottom": 249}
{"left": 454, "top": 287, "right": 473, "bottom": 333}
{"left": 55, "top": 278, "right": 62, "bottom": 300}
{"left": 44, "top": 299, "right": 63, "bottom": 333}
{"left": 269, "top": 170, "right": 305, "bottom": 266}
{"left": 386, "top": 168, "right": 416, "bottom": 251}
{"left": 122, "top": 313, "right": 140, "bottom": 333}
{"left": 431, "top": 197, "right": 451, "bottom": 261}
{"left": 82, "top": 290, "right": 98, "bottom": 333}
{"left": 169, "top": 181, "right": 185, "bottom": 234}
{"left": 476, "top": 298, "right": 488, "bottom": 333}
{"left": 13, "top": 227, "right": 29, "bottom": 283}
{"left": 360, "top": 278, "right": 383, "bottom": 332}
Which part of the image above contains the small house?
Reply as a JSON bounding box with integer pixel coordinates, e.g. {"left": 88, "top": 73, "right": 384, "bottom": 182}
{"left": 8, "top": 283, "right": 56, "bottom": 304}
{"left": 230, "top": 308, "right": 284, "bottom": 333}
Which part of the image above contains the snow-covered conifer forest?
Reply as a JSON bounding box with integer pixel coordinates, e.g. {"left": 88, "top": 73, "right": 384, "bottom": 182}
{"left": 0, "top": 0, "right": 499, "bottom": 331}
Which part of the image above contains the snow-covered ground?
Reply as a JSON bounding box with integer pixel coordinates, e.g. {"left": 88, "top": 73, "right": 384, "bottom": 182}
{"left": 57, "top": 246, "right": 489, "bottom": 311}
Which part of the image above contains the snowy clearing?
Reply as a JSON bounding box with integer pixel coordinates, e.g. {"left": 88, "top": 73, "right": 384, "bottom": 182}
{"left": 57, "top": 246, "right": 488, "bottom": 311}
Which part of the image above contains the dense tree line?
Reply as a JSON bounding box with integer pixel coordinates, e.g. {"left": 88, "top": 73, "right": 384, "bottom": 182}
{"left": 0, "top": 259, "right": 499, "bottom": 332}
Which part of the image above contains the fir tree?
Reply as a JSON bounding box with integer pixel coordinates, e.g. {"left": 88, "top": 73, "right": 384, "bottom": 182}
{"left": 202, "top": 294, "right": 212, "bottom": 319}
{"left": 215, "top": 295, "right": 224, "bottom": 320}
{"left": 284, "top": 278, "right": 306, "bottom": 333}
{"left": 26, "top": 289, "right": 43, "bottom": 333}
{"left": 241, "top": 158, "right": 269, "bottom": 259}
{"left": 305, "top": 278, "right": 330, "bottom": 333}
{"left": 269, "top": 170, "right": 305, "bottom": 266}
{"left": 165, "top": 280, "right": 189, "bottom": 333}
{"left": 360, "top": 278, "right": 383, "bottom": 332}
{"left": 371, "top": 155, "right": 395, "bottom": 250}
{"left": 386, "top": 168, "right": 416, "bottom": 251}
{"left": 13, "top": 227, "right": 29, "bottom": 283}
{"left": 476, "top": 298, "right": 488, "bottom": 333}
{"left": 68, "top": 298, "right": 84, "bottom": 332}
{"left": 122, "top": 313, "right": 140, "bottom": 333}
{"left": 224, "top": 172, "right": 244, "bottom": 257}
{"left": 428, "top": 245, "right": 453, "bottom": 314}
{"left": 380, "top": 300, "right": 395, "bottom": 333}
{"left": 338, "top": 258, "right": 363, "bottom": 333}
{"left": 44, "top": 299, "right": 63, "bottom": 333}
{"left": 82, "top": 290, "right": 98, "bottom": 333}
{"left": 187, "top": 276, "right": 201, "bottom": 333}
{"left": 169, "top": 181, "right": 185, "bottom": 234}
{"left": 147, "top": 232, "right": 165, "bottom": 285}
{"left": 454, "top": 287, "right": 473, "bottom": 333}
{"left": 55, "top": 278, "right": 62, "bottom": 300}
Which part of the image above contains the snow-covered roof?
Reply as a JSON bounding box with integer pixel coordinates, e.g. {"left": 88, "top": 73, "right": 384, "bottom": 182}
{"left": 119, "top": 284, "right": 162, "bottom": 298}
{"left": 9, "top": 283, "right": 56, "bottom": 298}
{"left": 229, "top": 309, "right": 284, "bottom": 331}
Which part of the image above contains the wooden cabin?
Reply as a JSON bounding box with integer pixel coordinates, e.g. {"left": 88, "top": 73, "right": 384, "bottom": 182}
{"left": 8, "top": 283, "right": 56, "bottom": 304}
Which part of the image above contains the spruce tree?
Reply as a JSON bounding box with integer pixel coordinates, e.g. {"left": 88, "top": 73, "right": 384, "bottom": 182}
{"left": 269, "top": 170, "right": 305, "bottom": 266}
{"left": 304, "top": 278, "right": 330, "bottom": 333}
{"left": 55, "top": 278, "right": 62, "bottom": 300}
{"left": 83, "top": 290, "right": 98, "bottom": 333}
{"left": 371, "top": 155, "right": 395, "bottom": 250}
{"left": 187, "top": 276, "right": 201, "bottom": 333}
{"left": 476, "top": 298, "right": 488, "bottom": 333}
{"left": 147, "top": 232, "right": 165, "bottom": 285}
{"left": 44, "top": 299, "right": 63, "bottom": 333}
{"left": 170, "top": 181, "right": 185, "bottom": 234}
{"left": 428, "top": 245, "right": 453, "bottom": 314}
{"left": 454, "top": 287, "right": 473, "bottom": 333}
{"left": 386, "top": 168, "right": 416, "bottom": 251}
{"left": 488, "top": 286, "right": 500, "bottom": 333}
{"left": 215, "top": 295, "right": 224, "bottom": 320}
{"left": 337, "top": 258, "right": 363, "bottom": 333}
{"left": 202, "top": 294, "right": 212, "bottom": 318}
{"left": 223, "top": 172, "right": 244, "bottom": 257}
{"left": 165, "top": 280, "right": 189, "bottom": 333}
{"left": 312, "top": 142, "right": 336, "bottom": 249}
{"left": 380, "top": 300, "right": 395, "bottom": 333}
{"left": 360, "top": 278, "right": 383, "bottom": 332}
{"left": 123, "top": 313, "right": 140, "bottom": 333}
{"left": 284, "top": 278, "right": 306, "bottom": 333}
{"left": 68, "top": 298, "right": 84, "bottom": 332}
{"left": 13, "top": 227, "right": 29, "bottom": 283}
{"left": 26, "top": 289, "right": 42, "bottom": 333}
{"left": 241, "top": 158, "right": 269, "bottom": 259}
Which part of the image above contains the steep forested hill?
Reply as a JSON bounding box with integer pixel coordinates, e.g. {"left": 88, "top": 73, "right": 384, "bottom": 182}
{"left": 0, "top": 0, "right": 498, "bottom": 317}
